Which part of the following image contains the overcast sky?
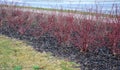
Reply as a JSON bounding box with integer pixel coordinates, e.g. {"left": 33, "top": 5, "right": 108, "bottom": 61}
{"left": 2, "top": 0, "right": 120, "bottom": 3}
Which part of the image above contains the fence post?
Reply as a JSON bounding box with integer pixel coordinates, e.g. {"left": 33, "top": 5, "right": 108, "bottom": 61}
{"left": 33, "top": 66, "right": 40, "bottom": 70}
{"left": 13, "top": 66, "right": 22, "bottom": 70}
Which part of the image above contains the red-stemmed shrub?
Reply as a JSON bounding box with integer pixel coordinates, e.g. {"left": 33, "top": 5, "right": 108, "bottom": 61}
{"left": 0, "top": 2, "right": 120, "bottom": 55}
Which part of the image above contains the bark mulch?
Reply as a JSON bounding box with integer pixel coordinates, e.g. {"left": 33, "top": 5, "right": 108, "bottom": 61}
{"left": 0, "top": 26, "right": 120, "bottom": 70}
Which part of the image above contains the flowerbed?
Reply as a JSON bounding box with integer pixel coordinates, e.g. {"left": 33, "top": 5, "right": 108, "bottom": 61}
{"left": 0, "top": 5, "right": 120, "bottom": 55}
{"left": 0, "top": 4, "right": 120, "bottom": 70}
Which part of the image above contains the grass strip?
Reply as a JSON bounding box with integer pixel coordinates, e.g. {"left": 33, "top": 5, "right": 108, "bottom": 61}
{"left": 0, "top": 35, "right": 80, "bottom": 70}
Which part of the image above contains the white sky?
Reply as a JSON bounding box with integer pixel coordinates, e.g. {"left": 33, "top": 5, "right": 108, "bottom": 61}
{"left": 2, "top": 0, "right": 119, "bottom": 3}
{"left": 2, "top": 0, "right": 22, "bottom": 2}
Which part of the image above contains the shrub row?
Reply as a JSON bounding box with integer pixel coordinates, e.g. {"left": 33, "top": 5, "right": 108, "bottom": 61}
{"left": 0, "top": 4, "right": 120, "bottom": 55}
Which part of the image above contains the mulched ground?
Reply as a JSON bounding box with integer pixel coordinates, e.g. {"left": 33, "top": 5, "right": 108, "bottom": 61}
{"left": 0, "top": 26, "right": 120, "bottom": 70}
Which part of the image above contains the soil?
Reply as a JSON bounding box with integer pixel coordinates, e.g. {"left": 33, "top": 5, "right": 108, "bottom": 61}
{"left": 0, "top": 26, "right": 120, "bottom": 70}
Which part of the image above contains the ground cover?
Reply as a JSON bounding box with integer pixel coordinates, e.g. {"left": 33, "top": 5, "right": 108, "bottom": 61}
{"left": 0, "top": 35, "right": 79, "bottom": 70}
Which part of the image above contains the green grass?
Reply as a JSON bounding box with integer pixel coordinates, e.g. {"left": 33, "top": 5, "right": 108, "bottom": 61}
{"left": 0, "top": 35, "right": 80, "bottom": 70}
